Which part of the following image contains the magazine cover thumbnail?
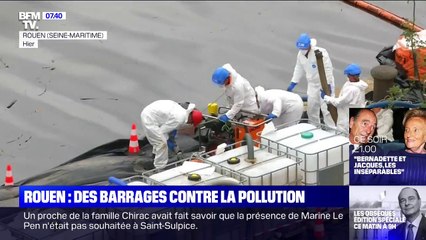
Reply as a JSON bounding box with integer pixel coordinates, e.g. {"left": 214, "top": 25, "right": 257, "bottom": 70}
{"left": 350, "top": 108, "right": 426, "bottom": 185}
{"left": 350, "top": 186, "right": 426, "bottom": 240}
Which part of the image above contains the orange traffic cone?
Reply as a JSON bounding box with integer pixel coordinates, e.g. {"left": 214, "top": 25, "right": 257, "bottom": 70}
{"left": 128, "top": 123, "right": 140, "bottom": 154}
{"left": 4, "top": 164, "right": 14, "bottom": 186}
{"left": 314, "top": 209, "right": 325, "bottom": 239}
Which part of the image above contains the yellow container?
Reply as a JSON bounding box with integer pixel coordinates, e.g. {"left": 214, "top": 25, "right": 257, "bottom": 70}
{"left": 207, "top": 102, "right": 218, "bottom": 116}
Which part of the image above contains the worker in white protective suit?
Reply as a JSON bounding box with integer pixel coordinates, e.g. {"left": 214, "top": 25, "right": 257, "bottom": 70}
{"left": 211, "top": 63, "right": 260, "bottom": 123}
{"left": 140, "top": 100, "right": 203, "bottom": 169}
{"left": 287, "top": 33, "right": 335, "bottom": 128}
{"left": 254, "top": 86, "right": 304, "bottom": 127}
{"left": 321, "top": 64, "right": 368, "bottom": 134}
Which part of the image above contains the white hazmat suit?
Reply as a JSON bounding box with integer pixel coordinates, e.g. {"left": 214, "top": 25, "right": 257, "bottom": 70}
{"left": 290, "top": 39, "right": 335, "bottom": 128}
{"left": 323, "top": 79, "right": 368, "bottom": 134}
{"left": 140, "top": 100, "right": 195, "bottom": 168}
{"left": 222, "top": 63, "right": 260, "bottom": 119}
{"left": 255, "top": 86, "right": 304, "bottom": 127}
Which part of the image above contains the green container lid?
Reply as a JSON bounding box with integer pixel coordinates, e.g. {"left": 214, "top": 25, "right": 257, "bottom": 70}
{"left": 227, "top": 157, "right": 240, "bottom": 165}
{"left": 301, "top": 131, "right": 314, "bottom": 139}
{"left": 188, "top": 173, "right": 201, "bottom": 181}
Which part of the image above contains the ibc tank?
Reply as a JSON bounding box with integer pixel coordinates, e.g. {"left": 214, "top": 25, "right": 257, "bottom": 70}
{"left": 127, "top": 181, "right": 148, "bottom": 186}
{"left": 206, "top": 145, "right": 300, "bottom": 185}
{"left": 145, "top": 161, "right": 245, "bottom": 186}
{"left": 261, "top": 123, "right": 349, "bottom": 185}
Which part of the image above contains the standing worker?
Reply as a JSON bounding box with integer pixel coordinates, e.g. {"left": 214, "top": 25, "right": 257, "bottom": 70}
{"left": 140, "top": 100, "right": 203, "bottom": 169}
{"left": 287, "top": 33, "right": 335, "bottom": 128}
{"left": 321, "top": 64, "right": 368, "bottom": 134}
{"left": 211, "top": 63, "right": 260, "bottom": 123}
{"left": 254, "top": 86, "right": 304, "bottom": 126}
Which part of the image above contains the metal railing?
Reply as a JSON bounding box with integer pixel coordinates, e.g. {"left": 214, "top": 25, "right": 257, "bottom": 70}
{"left": 199, "top": 139, "right": 303, "bottom": 186}
{"left": 259, "top": 119, "right": 350, "bottom": 186}
{"left": 121, "top": 155, "right": 248, "bottom": 186}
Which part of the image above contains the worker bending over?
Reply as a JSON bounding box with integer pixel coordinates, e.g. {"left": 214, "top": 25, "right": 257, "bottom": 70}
{"left": 140, "top": 100, "right": 203, "bottom": 169}
{"left": 254, "top": 85, "right": 303, "bottom": 127}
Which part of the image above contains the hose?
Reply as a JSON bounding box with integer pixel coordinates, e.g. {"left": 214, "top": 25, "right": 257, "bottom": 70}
{"left": 342, "top": 0, "right": 423, "bottom": 32}
{"left": 367, "top": 101, "right": 422, "bottom": 109}
{"left": 108, "top": 176, "right": 127, "bottom": 186}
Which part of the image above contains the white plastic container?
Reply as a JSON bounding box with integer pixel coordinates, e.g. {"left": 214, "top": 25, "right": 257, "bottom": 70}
{"left": 148, "top": 161, "right": 220, "bottom": 185}
{"left": 120, "top": 175, "right": 151, "bottom": 186}
{"left": 215, "top": 143, "right": 227, "bottom": 155}
{"left": 261, "top": 123, "right": 349, "bottom": 185}
{"left": 145, "top": 161, "right": 243, "bottom": 185}
{"left": 260, "top": 123, "right": 318, "bottom": 146}
{"left": 127, "top": 181, "right": 148, "bottom": 186}
{"left": 206, "top": 146, "right": 300, "bottom": 185}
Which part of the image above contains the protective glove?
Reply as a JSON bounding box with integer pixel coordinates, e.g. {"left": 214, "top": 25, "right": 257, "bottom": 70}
{"left": 320, "top": 89, "right": 327, "bottom": 99}
{"left": 170, "top": 129, "right": 177, "bottom": 138}
{"left": 287, "top": 82, "right": 297, "bottom": 92}
{"left": 218, "top": 114, "right": 230, "bottom": 123}
{"left": 167, "top": 139, "right": 176, "bottom": 151}
{"left": 266, "top": 113, "right": 277, "bottom": 120}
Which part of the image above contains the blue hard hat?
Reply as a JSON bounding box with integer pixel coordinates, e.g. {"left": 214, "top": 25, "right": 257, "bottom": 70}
{"left": 296, "top": 33, "right": 311, "bottom": 49}
{"left": 212, "top": 67, "right": 230, "bottom": 86}
{"left": 344, "top": 64, "right": 361, "bottom": 76}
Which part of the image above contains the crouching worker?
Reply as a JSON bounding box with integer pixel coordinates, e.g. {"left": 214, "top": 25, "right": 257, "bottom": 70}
{"left": 254, "top": 86, "right": 304, "bottom": 127}
{"left": 140, "top": 100, "right": 203, "bottom": 169}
